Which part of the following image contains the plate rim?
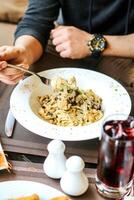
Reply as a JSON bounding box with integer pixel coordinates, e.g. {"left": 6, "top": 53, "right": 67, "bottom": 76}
{"left": 0, "top": 180, "right": 69, "bottom": 199}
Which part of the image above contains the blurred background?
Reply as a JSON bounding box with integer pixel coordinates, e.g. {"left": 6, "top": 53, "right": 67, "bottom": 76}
{"left": 0, "top": 0, "right": 27, "bottom": 45}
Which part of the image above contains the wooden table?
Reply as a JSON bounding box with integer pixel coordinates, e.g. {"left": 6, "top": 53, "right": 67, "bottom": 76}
{"left": 0, "top": 80, "right": 106, "bottom": 200}
{"left": 0, "top": 56, "right": 134, "bottom": 199}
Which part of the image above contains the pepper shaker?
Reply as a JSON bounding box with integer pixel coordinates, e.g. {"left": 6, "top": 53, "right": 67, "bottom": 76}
{"left": 43, "top": 139, "right": 67, "bottom": 179}
{"left": 60, "top": 155, "right": 89, "bottom": 196}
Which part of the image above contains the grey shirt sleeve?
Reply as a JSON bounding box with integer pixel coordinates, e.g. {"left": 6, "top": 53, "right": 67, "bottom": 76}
{"left": 14, "top": 0, "right": 60, "bottom": 49}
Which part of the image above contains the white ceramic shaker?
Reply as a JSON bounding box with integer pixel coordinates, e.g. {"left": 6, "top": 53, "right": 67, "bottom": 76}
{"left": 43, "top": 139, "right": 67, "bottom": 179}
{"left": 60, "top": 155, "right": 89, "bottom": 196}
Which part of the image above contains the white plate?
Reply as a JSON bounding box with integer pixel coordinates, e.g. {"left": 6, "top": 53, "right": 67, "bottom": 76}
{"left": 10, "top": 68, "right": 131, "bottom": 141}
{"left": 0, "top": 180, "right": 68, "bottom": 199}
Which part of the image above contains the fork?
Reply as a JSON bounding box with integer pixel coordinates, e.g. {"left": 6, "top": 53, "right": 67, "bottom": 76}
{"left": 7, "top": 63, "right": 51, "bottom": 85}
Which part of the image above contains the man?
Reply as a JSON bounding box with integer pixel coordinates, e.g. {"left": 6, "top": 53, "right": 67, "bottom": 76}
{"left": 0, "top": 0, "right": 134, "bottom": 85}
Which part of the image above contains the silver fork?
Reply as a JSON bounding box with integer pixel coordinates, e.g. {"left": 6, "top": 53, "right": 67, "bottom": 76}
{"left": 7, "top": 63, "right": 51, "bottom": 85}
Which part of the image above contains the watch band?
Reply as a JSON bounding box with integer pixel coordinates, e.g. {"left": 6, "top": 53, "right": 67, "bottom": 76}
{"left": 91, "top": 50, "right": 101, "bottom": 59}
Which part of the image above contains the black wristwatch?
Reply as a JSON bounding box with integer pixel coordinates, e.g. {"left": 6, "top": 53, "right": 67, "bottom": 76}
{"left": 87, "top": 34, "right": 107, "bottom": 59}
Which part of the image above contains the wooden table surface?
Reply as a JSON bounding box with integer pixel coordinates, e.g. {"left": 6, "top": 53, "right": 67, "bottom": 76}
{"left": 0, "top": 64, "right": 133, "bottom": 199}
{"left": 0, "top": 80, "right": 107, "bottom": 200}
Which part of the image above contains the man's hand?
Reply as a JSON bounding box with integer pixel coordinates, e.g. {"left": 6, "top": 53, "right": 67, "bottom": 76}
{"left": 0, "top": 35, "right": 43, "bottom": 85}
{"left": 51, "top": 26, "right": 91, "bottom": 59}
{"left": 0, "top": 45, "right": 29, "bottom": 85}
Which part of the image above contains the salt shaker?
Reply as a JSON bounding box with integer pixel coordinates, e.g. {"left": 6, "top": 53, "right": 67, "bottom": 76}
{"left": 60, "top": 155, "right": 89, "bottom": 196}
{"left": 43, "top": 139, "right": 67, "bottom": 179}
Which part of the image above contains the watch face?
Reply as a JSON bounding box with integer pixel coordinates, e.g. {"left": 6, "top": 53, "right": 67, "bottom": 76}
{"left": 90, "top": 36, "right": 106, "bottom": 52}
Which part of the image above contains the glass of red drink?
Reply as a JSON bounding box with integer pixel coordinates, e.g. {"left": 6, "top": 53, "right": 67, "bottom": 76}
{"left": 95, "top": 114, "right": 134, "bottom": 199}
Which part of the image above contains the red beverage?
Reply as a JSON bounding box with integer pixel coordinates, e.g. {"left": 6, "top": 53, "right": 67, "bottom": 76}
{"left": 96, "top": 115, "right": 134, "bottom": 199}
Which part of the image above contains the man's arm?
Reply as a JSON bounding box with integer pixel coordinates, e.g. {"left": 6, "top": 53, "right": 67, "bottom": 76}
{"left": 15, "top": 0, "right": 60, "bottom": 51}
{"left": 51, "top": 26, "right": 134, "bottom": 59}
{"left": 0, "top": 0, "right": 60, "bottom": 85}
{"left": 11, "top": 31, "right": 134, "bottom": 66}
{"left": 0, "top": 35, "right": 43, "bottom": 85}
{"left": 104, "top": 34, "right": 134, "bottom": 58}
{"left": 15, "top": 35, "right": 43, "bottom": 65}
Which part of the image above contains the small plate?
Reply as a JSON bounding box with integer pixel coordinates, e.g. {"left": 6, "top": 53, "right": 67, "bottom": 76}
{"left": 0, "top": 180, "right": 69, "bottom": 199}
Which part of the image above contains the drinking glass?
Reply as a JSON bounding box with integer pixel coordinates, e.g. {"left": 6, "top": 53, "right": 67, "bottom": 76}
{"left": 95, "top": 114, "right": 134, "bottom": 199}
